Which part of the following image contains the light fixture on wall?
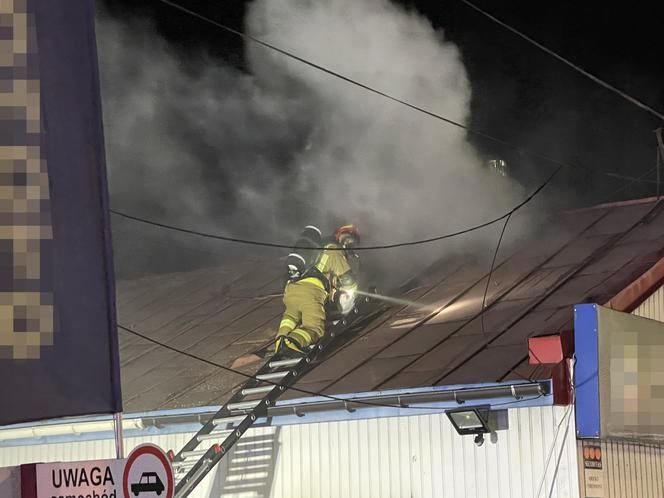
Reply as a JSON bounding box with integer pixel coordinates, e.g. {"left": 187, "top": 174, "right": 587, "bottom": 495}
{"left": 445, "top": 406, "right": 491, "bottom": 446}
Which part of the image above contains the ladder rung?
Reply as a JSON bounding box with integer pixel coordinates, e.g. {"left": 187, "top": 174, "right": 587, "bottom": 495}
{"left": 173, "top": 463, "right": 197, "bottom": 473}
{"left": 180, "top": 449, "right": 207, "bottom": 459}
{"left": 166, "top": 304, "right": 356, "bottom": 498}
{"left": 212, "top": 415, "right": 247, "bottom": 426}
{"left": 197, "top": 430, "right": 232, "bottom": 442}
{"left": 241, "top": 385, "right": 275, "bottom": 396}
{"left": 227, "top": 400, "right": 262, "bottom": 412}
{"left": 175, "top": 463, "right": 210, "bottom": 497}
{"left": 268, "top": 358, "right": 302, "bottom": 368}
{"left": 256, "top": 371, "right": 289, "bottom": 381}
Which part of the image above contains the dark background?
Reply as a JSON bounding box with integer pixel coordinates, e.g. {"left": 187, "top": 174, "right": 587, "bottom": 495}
{"left": 100, "top": 0, "right": 664, "bottom": 200}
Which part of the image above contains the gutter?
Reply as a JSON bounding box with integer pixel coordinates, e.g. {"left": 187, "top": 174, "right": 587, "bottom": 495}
{"left": 0, "top": 380, "right": 551, "bottom": 447}
{"left": 221, "top": 381, "right": 548, "bottom": 418}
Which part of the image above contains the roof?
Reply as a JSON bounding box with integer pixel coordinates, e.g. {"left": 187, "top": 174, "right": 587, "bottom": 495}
{"left": 117, "top": 197, "right": 664, "bottom": 413}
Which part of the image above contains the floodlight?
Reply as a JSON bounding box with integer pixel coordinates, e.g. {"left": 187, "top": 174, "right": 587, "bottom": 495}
{"left": 446, "top": 406, "right": 491, "bottom": 436}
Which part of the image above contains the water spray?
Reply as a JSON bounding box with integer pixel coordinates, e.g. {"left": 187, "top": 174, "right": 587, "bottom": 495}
{"left": 356, "top": 290, "right": 438, "bottom": 312}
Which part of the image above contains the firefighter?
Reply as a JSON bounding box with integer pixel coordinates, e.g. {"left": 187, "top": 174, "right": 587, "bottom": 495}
{"left": 273, "top": 224, "right": 360, "bottom": 358}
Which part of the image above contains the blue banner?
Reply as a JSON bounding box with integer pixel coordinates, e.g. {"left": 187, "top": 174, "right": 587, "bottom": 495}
{"left": 0, "top": 0, "right": 121, "bottom": 424}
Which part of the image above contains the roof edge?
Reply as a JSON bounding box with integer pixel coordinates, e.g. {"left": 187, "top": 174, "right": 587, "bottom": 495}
{"left": 0, "top": 381, "right": 552, "bottom": 447}
{"left": 564, "top": 195, "right": 662, "bottom": 215}
{"left": 604, "top": 255, "right": 664, "bottom": 313}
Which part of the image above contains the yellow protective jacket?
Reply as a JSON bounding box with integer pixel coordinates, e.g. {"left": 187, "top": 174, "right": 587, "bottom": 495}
{"left": 297, "top": 242, "right": 358, "bottom": 300}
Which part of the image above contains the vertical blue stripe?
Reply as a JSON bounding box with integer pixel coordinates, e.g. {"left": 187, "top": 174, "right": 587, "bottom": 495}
{"left": 574, "top": 303, "right": 600, "bottom": 437}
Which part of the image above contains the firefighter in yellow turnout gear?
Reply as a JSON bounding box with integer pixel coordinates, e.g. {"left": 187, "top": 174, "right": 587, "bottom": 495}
{"left": 274, "top": 225, "right": 360, "bottom": 358}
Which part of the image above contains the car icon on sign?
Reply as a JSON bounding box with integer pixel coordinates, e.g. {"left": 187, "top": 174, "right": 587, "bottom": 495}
{"left": 130, "top": 472, "right": 165, "bottom": 496}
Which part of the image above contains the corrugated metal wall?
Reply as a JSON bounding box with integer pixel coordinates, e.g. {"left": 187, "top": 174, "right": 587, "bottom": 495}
{"left": 0, "top": 405, "right": 579, "bottom": 498}
{"left": 577, "top": 439, "right": 664, "bottom": 498}
{"left": 632, "top": 284, "right": 664, "bottom": 322}
{"left": 584, "top": 284, "right": 664, "bottom": 497}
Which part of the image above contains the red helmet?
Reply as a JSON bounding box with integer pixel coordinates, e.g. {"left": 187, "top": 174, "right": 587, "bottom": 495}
{"left": 334, "top": 224, "right": 360, "bottom": 247}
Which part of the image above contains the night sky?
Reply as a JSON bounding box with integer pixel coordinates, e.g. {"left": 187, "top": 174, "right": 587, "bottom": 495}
{"left": 100, "top": 0, "right": 664, "bottom": 201}
{"left": 99, "top": 0, "right": 664, "bottom": 279}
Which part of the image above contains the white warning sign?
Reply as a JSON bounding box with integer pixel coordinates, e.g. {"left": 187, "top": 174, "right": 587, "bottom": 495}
{"left": 36, "top": 458, "right": 124, "bottom": 498}
{"left": 34, "top": 444, "right": 174, "bottom": 498}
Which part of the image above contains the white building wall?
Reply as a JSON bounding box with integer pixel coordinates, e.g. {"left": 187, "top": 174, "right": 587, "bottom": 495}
{"left": 576, "top": 439, "right": 664, "bottom": 498}
{"left": 0, "top": 405, "right": 579, "bottom": 498}
{"left": 632, "top": 284, "right": 664, "bottom": 322}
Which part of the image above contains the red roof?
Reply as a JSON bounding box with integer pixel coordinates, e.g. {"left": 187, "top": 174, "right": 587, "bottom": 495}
{"left": 117, "top": 197, "right": 664, "bottom": 412}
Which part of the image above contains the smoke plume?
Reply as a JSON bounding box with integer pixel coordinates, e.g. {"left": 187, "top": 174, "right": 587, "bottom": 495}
{"left": 98, "top": 0, "right": 527, "bottom": 286}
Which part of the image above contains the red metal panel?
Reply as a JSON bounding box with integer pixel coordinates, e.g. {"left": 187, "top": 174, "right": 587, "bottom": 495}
{"left": 551, "top": 359, "right": 573, "bottom": 405}
{"left": 528, "top": 335, "right": 564, "bottom": 364}
{"left": 605, "top": 256, "right": 664, "bottom": 312}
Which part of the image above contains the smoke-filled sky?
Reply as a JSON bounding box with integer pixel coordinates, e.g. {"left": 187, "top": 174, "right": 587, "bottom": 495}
{"left": 97, "top": 0, "right": 664, "bottom": 282}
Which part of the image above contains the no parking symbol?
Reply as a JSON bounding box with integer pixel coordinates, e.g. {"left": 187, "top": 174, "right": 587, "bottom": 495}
{"left": 122, "top": 444, "right": 174, "bottom": 498}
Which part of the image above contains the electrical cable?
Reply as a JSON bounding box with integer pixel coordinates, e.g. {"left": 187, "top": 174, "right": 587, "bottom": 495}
{"left": 114, "top": 165, "right": 561, "bottom": 392}
{"left": 476, "top": 210, "right": 538, "bottom": 383}
{"left": 490, "top": 393, "right": 543, "bottom": 408}
{"left": 457, "top": 0, "right": 664, "bottom": 122}
{"left": 114, "top": 3, "right": 642, "bottom": 419}
{"left": 115, "top": 170, "right": 564, "bottom": 408}
{"left": 534, "top": 403, "right": 575, "bottom": 498}
{"left": 110, "top": 207, "right": 503, "bottom": 250}
{"left": 534, "top": 356, "right": 576, "bottom": 498}
{"left": 110, "top": 164, "right": 562, "bottom": 251}
{"left": 155, "top": 0, "right": 663, "bottom": 184}
{"left": 604, "top": 164, "right": 659, "bottom": 202}
{"left": 118, "top": 323, "right": 546, "bottom": 413}
{"left": 112, "top": 222, "right": 224, "bottom": 258}
{"left": 480, "top": 212, "right": 512, "bottom": 336}
{"left": 499, "top": 163, "right": 662, "bottom": 384}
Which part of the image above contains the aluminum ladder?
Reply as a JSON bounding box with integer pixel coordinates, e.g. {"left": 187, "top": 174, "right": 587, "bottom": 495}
{"left": 170, "top": 296, "right": 382, "bottom": 498}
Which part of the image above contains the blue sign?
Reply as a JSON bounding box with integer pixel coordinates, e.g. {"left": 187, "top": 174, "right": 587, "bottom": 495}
{"left": 574, "top": 304, "right": 600, "bottom": 438}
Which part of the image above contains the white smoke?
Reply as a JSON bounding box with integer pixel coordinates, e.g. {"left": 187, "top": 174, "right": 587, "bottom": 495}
{"left": 98, "top": 0, "right": 527, "bottom": 284}
{"left": 246, "top": 0, "right": 523, "bottom": 238}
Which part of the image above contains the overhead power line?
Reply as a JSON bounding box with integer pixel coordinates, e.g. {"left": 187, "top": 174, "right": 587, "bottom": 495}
{"left": 534, "top": 404, "right": 575, "bottom": 498}
{"left": 110, "top": 163, "right": 562, "bottom": 251}
{"left": 480, "top": 212, "right": 512, "bottom": 335}
{"left": 111, "top": 207, "right": 501, "bottom": 250}
{"left": 605, "top": 164, "right": 660, "bottom": 202}
{"left": 458, "top": 0, "right": 664, "bottom": 122}
{"left": 118, "top": 323, "right": 543, "bottom": 412}
{"left": 155, "top": 0, "right": 663, "bottom": 185}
